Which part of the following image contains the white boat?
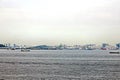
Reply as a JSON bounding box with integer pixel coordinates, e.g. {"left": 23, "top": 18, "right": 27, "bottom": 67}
{"left": 21, "top": 49, "right": 30, "bottom": 52}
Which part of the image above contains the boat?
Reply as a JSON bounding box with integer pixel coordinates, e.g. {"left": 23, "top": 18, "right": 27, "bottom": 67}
{"left": 109, "top": 52, "right": 120, "bottom": 54}
{"left": 21, "top": 49, "right": 30, "bottom": 52}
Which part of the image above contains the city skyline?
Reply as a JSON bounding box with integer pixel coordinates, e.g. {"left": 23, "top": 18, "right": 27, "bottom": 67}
{"left": 0, "top": 0, "right": 120, "bottom": 45}
{"left": 1, "top": 43, "right": 120, "bottom": 50}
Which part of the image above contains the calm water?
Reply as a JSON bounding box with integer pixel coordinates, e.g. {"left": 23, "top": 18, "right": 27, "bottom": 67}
{"left": 0, "top": 50, "right": 120, "bottom": 80}
{"left": 0, "top": 50, "right": 120, "bottom": 60}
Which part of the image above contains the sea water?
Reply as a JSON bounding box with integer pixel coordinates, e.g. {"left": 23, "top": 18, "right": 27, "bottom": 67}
{"left": 0, "top": 50, "right": 120, "bottom": 80}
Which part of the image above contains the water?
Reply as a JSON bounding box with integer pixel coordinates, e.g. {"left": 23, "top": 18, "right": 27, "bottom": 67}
{"left": 0, "top": 50, "right": 120, "bottom": 80}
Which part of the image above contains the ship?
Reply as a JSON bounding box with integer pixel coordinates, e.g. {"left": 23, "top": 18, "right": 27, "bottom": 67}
{"left": 109, "top": 52, "right": 120, "bottom": 54}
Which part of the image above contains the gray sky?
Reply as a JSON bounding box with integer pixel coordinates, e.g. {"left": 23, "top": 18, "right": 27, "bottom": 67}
{"left": 0, "top": 0, "right": 120, "bottom": 45}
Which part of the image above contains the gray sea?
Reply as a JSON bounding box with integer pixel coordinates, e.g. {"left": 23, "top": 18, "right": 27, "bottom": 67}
{"left": 0, "top": 50, "right": 120, "bottom": 80}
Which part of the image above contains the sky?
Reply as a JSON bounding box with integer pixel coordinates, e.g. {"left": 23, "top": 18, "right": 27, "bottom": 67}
{"left": 0, "top": 0, "right": 120, "bottom": 46}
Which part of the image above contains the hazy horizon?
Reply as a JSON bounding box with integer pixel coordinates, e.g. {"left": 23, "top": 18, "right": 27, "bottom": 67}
{"left": 0, "top": 0, "right": 120, "bottom": 45}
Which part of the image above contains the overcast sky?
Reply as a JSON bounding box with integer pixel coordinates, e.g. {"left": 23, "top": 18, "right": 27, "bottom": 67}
{"left": 0, "top": 0, "right": 120, "bottom": 45}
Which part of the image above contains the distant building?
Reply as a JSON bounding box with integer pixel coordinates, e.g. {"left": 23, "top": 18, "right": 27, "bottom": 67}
{"left": 30, "top": 45, "right": 50, "bottom": 50}
{"left": 0, "top": 44, "right": 5, "bottom": 47}
{"left": 101, "top": 43, "right": 109, "bottom": 50}
{"left": 116, "top": 43, "right": 120, "bottom": 49}
{"left": 82, "top": 44, "right": 96, "bottom": 50}
{"left": 102, "top": 43, "right": 109, "bottom": 48}
{"left": 73, "top": 45, "right": 82, "bottom": 50}
{"left": 0, "top": 44, "right": 6, "bottom": 49}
